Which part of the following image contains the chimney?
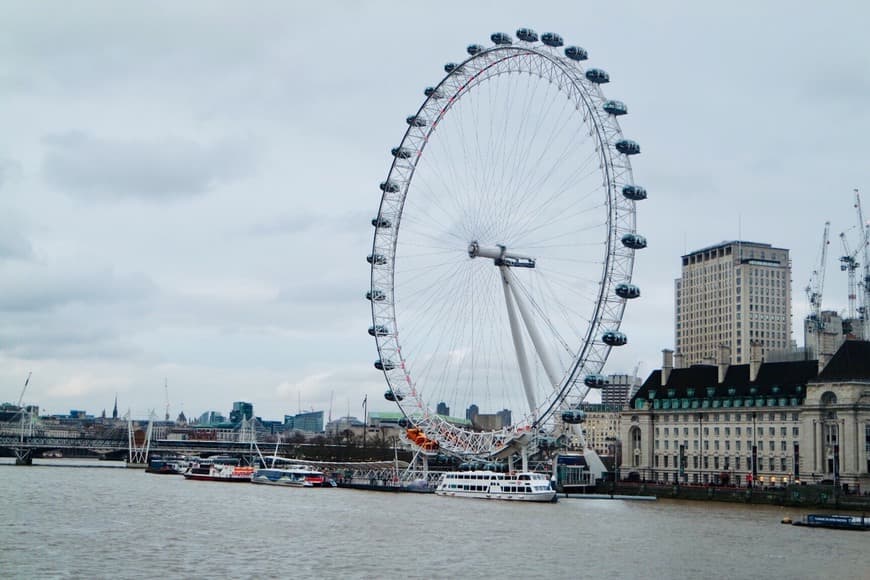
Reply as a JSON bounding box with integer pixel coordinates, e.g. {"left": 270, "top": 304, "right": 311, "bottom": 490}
{"left": 749, "top": 340, "right": 763, "bottom": 382}
{"left": 662, "top": 349, "right": 674, "bottom": 386}
{"left": 674, "top": 351, "right": 684, "bottom": 370}
{"left": 718, "top": 343, "right": 731, "bottom": 384}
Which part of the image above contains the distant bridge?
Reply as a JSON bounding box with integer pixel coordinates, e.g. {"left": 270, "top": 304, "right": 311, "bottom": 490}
{"left": 0, "top": 434, "right": 284, "bottom": 464}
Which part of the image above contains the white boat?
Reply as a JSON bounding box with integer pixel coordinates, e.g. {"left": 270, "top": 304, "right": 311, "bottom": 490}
{"left": 183, "top": 457, "right": 254, "bottom": 483}
{"left": 251, "top": 458, "right": 328, "bottom": 487}
{"left": 434, "top": 470, "right": 557, "bottom": 502}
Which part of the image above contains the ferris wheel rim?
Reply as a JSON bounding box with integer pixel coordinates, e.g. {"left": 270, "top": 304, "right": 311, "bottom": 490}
{"left": 368, "top": 34, "right": 641, "bottom": 457}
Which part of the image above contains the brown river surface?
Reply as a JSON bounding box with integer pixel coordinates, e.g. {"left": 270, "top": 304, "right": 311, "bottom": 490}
{"left": 1, "top": 459, "right": 867, "bottom": 579}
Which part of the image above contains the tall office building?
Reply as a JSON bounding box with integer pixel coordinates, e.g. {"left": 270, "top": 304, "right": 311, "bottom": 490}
{"left": 675, "top": 241, "right": 791, "bottom": 366}
{"left": 602, "top": 374, "right": 640, "bottom": 409}
{"left": 230, "top": 401, "right": 254, "bottom": 424}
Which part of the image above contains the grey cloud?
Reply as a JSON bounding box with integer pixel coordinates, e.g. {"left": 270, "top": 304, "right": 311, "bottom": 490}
{"left": 0, "top": 215, "right": 33, "bottom": 261}
{"left": 0, "top": 157, "right": 22, "bottom": 190}
{"left": 0, "top": 265, "right": 156, "bottom": 312}
{"left": 0, "top": 319, "right": 141, "bottom": 361}
{"left": 246, "top": 215, "right": 316, "bottom": 237}
{"left": 42, "top": 131, "right": 256, "bottom": 201}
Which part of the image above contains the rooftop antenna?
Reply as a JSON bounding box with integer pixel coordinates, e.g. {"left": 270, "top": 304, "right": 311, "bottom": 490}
{"left": 328, "top": 390, "right": 334, "bottom": 423}
{"left": 163, "top": 378, "right": 170, "bottom": 421}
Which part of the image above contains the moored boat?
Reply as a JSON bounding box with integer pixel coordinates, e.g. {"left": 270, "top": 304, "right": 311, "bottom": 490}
{"left": 791, "top": 514, "right": 870, "bottom": 531}
{"left": 183, "top": 458, "right": 254, "bottom": 483}
{"left": 251, "top": 457, "right": 330, "bottom": 487}
{"left": 146, "top": 455, "right": 188, "bottom": 475}
{"left": 435, "top": 470, "right": 556, "bottom": 502}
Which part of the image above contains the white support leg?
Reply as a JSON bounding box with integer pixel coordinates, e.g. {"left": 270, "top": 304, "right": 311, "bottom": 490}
{"left": 503, "top": 267, "right": 563, "bottom": 388}
{"left": 500, "top": 266, "right": 537, "bottom": 414}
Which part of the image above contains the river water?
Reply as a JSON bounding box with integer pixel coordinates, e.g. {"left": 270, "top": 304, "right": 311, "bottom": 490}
{"left": 1, "top": 459, "right": 867, "bottom": 579}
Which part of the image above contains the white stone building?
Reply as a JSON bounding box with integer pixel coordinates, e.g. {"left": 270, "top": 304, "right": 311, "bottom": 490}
{"left": 620, "top": 342, "right": 870, "bottom": 489}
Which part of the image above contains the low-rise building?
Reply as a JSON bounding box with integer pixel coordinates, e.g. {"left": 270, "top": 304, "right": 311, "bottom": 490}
{"left": 620, "top": 341, "right": 870, "bottom": 490}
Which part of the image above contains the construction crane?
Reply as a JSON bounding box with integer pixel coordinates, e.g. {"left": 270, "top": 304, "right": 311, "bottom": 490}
{"left": 805, "top": 221, "right": 830, "bottom": 352}
{"left": 854, "top": 188, "right": 870, "bottom": 338}
{"left": 839, "top": 189, "right": 869, "bottom": 337}
{"left": 629, "top": 361, "right": 645, "bottom": 400}
{"left": 839, "top": 232, "right": 859, "bottom": 324}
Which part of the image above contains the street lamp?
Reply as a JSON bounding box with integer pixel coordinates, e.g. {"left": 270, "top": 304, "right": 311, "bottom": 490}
{"left": 751, "top": 411, "right": 758, "bottom": 488}
{"left": 697, "top": 413, "right": 704, "bottom": 485}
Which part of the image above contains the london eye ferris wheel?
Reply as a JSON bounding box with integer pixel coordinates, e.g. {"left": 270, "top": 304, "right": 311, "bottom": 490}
{"left": 367, "top": 28, "right": 647, "bottom": 458}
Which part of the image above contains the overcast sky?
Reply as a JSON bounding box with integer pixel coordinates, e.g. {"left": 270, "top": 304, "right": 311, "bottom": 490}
{"left": 2, "top": 1, "right": 869, "bottom": 421}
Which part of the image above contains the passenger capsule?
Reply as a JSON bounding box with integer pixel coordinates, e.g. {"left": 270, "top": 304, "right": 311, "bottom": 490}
{"left": 585, "top": 68, "right": 609, "bottom": 84}
{"left": 368, "top": 325, "right": 390, "bottom": 337}
{"left": 367, "top": 253, "right": 387, "bottom": 265}
{"left": 491, "top": 32, "right": 512, "bottom": 45}
{"left": 541, "top": 32, "right": 564, "bottom": 47}
{"left": 406, "top": 115, "right": 427, "bottom": 127}
{"left": 622, "top": 184, "right": 647, "bottom": 201}
{"left": 602, "top": 330, "right": 628, "bottom": 346}
{"left": 444, "top": 62, "right": 462, "bottom": 74}
{"left": 380, "top": 180, "right": 399, "bottom": 193}
{"left": 584, "top": 374, "right": 610, "bottom": 388}
{"left": 391, "top": 146, "right": 413, "bottom": 159}
{"left": 366, "top": 289, "right": 386, "bottom": 302}
{"left": 561, "top": 409, "right": 586, "bottom": 424}
{"left": 384, "top": 389, "right": 404, "bottom": 402}
{"left": 603, "top": 100, "right": 627, "bottom": 116}
{"left": 467, "top": 44, "right": 484, "bottom": 56}
{"left": 564, "top": 46, "right": 588, "bottom": 61}
{"left": 615, "top": 283, "right": 641, "bottom": 299}
{"left": 424, "top": 86, "right": 444, "bottom": 99}
{"left": 374, "top": 359, "right": 395, "bottom": 371}
{"left": 516, "top": 28, "right": 538, "bottom": 42}
{"left": 615, "top": 139, "right": 641, "bottom": 155}
{"left": 398, "top": 417, "right": 413, "bottom": 428}
{"left": 371, "top": 216, "right": 391, "bottom": 228}
{"left": 621, "top": 233, "right": 647, "bottom": 250}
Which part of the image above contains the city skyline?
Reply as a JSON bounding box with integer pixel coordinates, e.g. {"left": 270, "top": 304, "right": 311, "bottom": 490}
{"left": 1, "top": 2, "right": 869, "bottom": 418}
